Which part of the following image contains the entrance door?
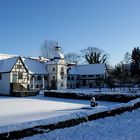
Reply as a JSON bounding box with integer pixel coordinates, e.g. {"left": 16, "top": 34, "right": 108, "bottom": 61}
{"left": 51, "top": 80, "right": 56, "bottom": 89}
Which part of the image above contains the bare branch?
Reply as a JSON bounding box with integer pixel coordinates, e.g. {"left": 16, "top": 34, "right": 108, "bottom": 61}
{"left": 65, "top": 52, "right": 81, "bottom": 64}
{"left": 40, "top": 40, "right": 58, "bottom": 59}
{"left": 81, "top": 46, "right": 108, "bottom": 64}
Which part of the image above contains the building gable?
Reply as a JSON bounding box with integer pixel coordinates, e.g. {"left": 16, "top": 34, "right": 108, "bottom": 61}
{"left": 11, "top": 57, "right": 28, "bottom": 73}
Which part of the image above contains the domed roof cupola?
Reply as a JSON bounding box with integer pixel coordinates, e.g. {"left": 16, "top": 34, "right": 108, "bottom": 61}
{"left": 54, "top": 45, "right": 64, "bottom": 60}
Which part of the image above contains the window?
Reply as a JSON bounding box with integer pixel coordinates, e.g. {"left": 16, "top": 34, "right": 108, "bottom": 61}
{"left": 61, "top": 67, "right": 64, "bottom": 71}
{"left": 0, "top": 73, "right": 2, "bottom": 80}
{"left": 67, "top": 84, "right": 69, "bottom": 87}
{"left": 83, "top": 79, "right": 86, "bottom": 86}
{"left": 40, "top": 84, "right": 43, "bottom": 88}
{"left": 37, "top": 75, "right": 41, "bottom": 80}
{"left": 61, "top": 76, "right": 63, "bottom": 79}
{"left": 61, "top": 83, "right": 63, "bottom": 87}
{"left": 18, "top": 72, "right": 23, "bottom": 79}
{"left": 96, "top": 75, "right": 100, "bottom": 78}
{"left": 52, "top": 68, "right": 55, "bottom": 71}
{"left": 60, "top": 71, "right": 64, "bottom": 75}
{"left": 30, "top": 76, "right": 34, "bottom": 81}
{"left": 67, "top": 76, "right": 70, "bottom": 80}
{"left": 71, "top": 76, "right": 74, "bottom": 80}
{"left": 17, "top": 65, "right": 22, "bottom": 69}
{"left": 13, "top": 74, "right": 18, "bottom": 82}
{"left": 44, "top": 76, "right": 48, "bottom": 80}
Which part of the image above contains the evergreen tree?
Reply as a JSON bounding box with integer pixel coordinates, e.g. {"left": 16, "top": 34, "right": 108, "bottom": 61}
{"left": 130, "top": 47, "right": 140, "bottom": 77}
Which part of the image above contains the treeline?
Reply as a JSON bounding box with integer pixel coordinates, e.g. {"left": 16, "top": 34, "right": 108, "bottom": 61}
{"left": 108, "top": 47, "right": 140, "bottom": 89}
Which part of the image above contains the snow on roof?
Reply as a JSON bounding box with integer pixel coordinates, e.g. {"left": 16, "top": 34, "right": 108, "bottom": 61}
{"left": 69, "top": 63, "right": 106, "bottom": 75}
{"left": 0, "top": 53, "right": 18, "bottom": 60}
{"left": 0, "top": 54, "right": 48, "bottom": 74}
{"left": 54, "top": 52, "right": 64, "bottom": 59}
{"left": 22, "top": 57, "right": 48, "bottom": 74}
{"left": 29, "top": 56, "right": 49, "bottom": 62}
{"left": 0, "top": 57, "right": 19, "bottom": 73}
{"left": 68, "top": 66, "right": 79, "bottom": 75}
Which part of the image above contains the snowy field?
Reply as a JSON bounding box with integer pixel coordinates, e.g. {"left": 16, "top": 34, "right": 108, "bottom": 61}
{"left": 0, "top": 94, "right": 118, "bottom": 128}
{"left": 23, "top": 108, "right": 140, "bottom": 140}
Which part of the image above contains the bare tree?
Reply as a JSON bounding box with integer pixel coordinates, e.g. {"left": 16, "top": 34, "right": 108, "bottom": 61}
{"left": 65, "top": 52, "right": 81, "bottom": 64}
{"left": 123, "top": 52, "right": 131, "bottom": 64}
{"left": 81, "top": 46, "right": 108, "bottom": 64}
{"left": 40, "top": 40, "right": 58, "bottom": 59}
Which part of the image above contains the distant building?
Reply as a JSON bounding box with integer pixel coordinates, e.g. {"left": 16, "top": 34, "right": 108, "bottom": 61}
{"left": 0, "top": 46, "right": 108, "bottom": 96}
{"left": 67, "top": 63, "right": 108, "bottom": 89}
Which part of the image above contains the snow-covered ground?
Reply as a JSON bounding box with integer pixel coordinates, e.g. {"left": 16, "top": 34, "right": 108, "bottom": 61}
{"left": 0, "top": 94, "right": 118, "bottom": 128}
{"left": 22, "top": 108, "right": 140, "bottom": 140}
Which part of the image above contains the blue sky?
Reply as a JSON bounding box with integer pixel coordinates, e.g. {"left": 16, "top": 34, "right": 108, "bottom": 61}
{"left": 0, "top": 0, "right": 140, "bottom": 65}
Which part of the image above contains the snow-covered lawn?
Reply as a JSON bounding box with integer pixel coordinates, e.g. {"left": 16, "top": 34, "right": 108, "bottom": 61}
{"left": 23, "top": 108, "right": 140, "bottom": 140}
{"left": 0, "top": 94, "right": 118, "bottom": 127}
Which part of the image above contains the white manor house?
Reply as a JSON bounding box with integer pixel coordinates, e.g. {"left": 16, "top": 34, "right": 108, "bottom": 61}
{"left": 0, "top": 46, "right": 108, "bottom": 96}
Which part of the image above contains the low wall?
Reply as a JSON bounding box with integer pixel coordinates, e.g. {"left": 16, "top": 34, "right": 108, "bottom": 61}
{"left": 10, "top": 91, "right": 39, "bottom": 97}
{"left": 0, "top": 98, "right": 140, "bottom": 139}
{"left": 44, "top": 91, "right": 140, "bottom": 102}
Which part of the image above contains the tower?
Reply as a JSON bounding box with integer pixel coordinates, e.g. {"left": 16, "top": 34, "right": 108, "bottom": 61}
{"left": 47, "top": 45, "right": 67, "bottom": 90}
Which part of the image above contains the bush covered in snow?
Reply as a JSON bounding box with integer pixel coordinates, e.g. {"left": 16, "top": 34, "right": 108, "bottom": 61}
{"left": 44, "top": 91, "right": 140, "bottom": 102}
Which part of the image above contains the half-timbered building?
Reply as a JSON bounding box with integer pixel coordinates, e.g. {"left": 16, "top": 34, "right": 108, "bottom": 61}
{"left": 0, "top": 57, "right": 28, "bottom": 95}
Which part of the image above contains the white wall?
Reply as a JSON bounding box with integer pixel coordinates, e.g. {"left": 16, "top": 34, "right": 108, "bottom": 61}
{"left": 57, "top": 64, "right": 67, "bottom": 89}
{"left": 47, "top": 64, "right": 57, "bottom": 89}
{"left": 47, "top": 64, "right": 67, "bottom": 89}
{"left": 0, "top": 73, "right": 10, "bottom": 95}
